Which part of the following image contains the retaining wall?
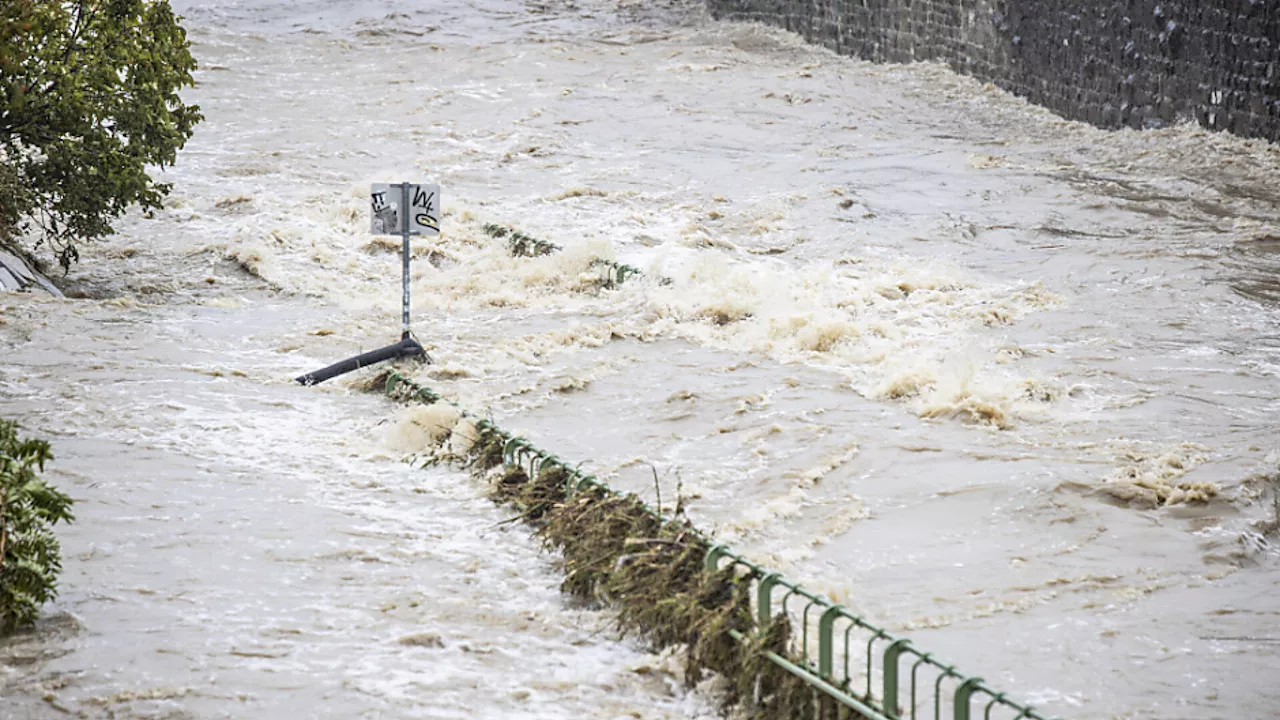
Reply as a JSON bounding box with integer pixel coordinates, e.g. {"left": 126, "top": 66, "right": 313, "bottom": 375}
{"left": 705, "top": 0, "right": 1280, "bottom": 142}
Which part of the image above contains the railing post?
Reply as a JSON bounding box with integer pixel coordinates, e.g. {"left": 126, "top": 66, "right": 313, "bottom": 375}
{"left": 567, "top": 469, "right": 590, "bottom": 496}
{"left": 883, "top": 638, "right": 913, "bottom": 719}
{"left": 757, "top": 572, "right": 784, "bottom": 631}
{"left": 954, "top": 677, "right": 984, "bottom": 720}
{"left": 818, "top": 605, "right": 847, "bottom": 678}
{"left": 705, "top": 543, "right": 732, "bottom": 573}
{"left": 501, "top": 437, "right": 527, "bottom": 465}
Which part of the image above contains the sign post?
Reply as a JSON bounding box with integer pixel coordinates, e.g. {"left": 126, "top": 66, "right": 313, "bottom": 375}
{"left": 371, "top": 181, "right": 440, "bottom": 341}
{"left": 295, "top": 181, "right": 438, "bottom": 386}
{"left": 401, "top": 181, "right": 410, "bottom": 339}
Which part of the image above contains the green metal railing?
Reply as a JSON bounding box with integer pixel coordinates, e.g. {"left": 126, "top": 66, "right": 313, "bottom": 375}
{"left": 482, "top": 222, "right": 644, "bottom": 287}
{"left": 703, "top": 546, "right": 1057, "bottom": 720}
{"left": 483, "top": 223, "right": 562, "bottom": 257}
{"left": 383, "top": 369, "right": 1061, "bottom": 720}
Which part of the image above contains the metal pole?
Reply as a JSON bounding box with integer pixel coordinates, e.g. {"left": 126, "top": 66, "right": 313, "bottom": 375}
{"left": 400, "top": 181, "right": 411, "bottom": 340}
{"left": 295, "top": 336, "right": 427, "bottom": 386}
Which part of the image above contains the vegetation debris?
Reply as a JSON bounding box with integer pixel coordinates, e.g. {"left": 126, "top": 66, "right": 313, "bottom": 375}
{"left": 374, "top": 371, "right": 833, "bottom": 718}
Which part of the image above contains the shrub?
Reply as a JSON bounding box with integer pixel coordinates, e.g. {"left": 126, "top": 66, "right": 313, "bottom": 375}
{"left": 0, "top": 419, "right": 74, "bottom": 633}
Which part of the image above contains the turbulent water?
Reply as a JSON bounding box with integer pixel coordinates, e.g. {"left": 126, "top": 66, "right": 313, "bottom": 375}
{"left": 3, "top": 1, "right": 1279, "bottom": 718}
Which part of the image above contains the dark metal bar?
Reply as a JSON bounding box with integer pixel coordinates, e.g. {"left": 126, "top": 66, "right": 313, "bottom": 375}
{"left": 295, "top": 337, "right": 427, "bottom": 386}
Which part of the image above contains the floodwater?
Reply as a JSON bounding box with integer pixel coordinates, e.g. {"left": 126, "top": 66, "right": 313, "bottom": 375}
{"left": 2, "top": 1, "right": 1278, "bottom": 718}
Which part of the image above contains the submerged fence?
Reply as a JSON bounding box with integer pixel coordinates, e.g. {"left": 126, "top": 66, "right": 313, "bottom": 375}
{"left": 381, "top": 369, "right": 1061, "bottom": 720}
{"left": 482, "top": 223, "right": 644, "bottom": 287}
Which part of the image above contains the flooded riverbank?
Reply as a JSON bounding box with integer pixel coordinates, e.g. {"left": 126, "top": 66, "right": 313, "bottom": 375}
{"left": 3, "top": 1, "right": 1278, "bottom": 718}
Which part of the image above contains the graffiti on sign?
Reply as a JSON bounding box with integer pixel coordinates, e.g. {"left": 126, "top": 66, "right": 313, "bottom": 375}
{"left": 411, "top": 185, "right": 439, "bottom": 234}
{"left": 370, "top": 188, "right": 398, "bottom": 235}
{"left": 370, "top": 183, "right": 441, "bottom": 236}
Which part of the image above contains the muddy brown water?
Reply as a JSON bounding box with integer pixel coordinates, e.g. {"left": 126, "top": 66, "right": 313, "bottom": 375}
{"left": 2, "top": 1, "right": 1278, "bottom": 718}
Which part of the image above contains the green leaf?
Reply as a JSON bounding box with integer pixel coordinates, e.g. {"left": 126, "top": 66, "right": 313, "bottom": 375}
{"left": 0, "top": 418, "right": 73, "bottom": 634}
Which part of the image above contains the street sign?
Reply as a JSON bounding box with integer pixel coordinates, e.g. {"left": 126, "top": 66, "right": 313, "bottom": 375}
{"left": 296, "top": 180, "right": 440, "bottom": 384}
{"left": 370, "top": 182, "right": 440, "bottom": 236}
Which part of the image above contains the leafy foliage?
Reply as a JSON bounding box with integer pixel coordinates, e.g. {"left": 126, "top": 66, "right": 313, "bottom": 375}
{"left": 0, "top": 419, "right": 74, "bottom": 633}
{"left": 0, "top": 0, "right": 201, "bottom": 271}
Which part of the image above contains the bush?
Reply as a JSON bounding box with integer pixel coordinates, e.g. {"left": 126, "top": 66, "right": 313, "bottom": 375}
{"left": 0, "top": 0, "right": 202, "bottom": 271}
{"left": 0, "top": 419, "right": 74, "bottom": 633}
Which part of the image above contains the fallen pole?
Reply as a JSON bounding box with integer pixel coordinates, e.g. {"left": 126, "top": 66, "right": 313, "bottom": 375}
{"left": 295, "top": 337, "right": 428, "bottom": 386}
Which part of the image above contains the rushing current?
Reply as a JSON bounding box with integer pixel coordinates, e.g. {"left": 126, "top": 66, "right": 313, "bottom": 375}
{"left": 2, "top": 1, "right": 1278, "bottom": 718}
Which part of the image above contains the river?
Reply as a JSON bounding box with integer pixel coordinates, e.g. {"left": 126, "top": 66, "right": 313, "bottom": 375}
{"left": 2, "top": 1, "right": 1278, "bottom": 718}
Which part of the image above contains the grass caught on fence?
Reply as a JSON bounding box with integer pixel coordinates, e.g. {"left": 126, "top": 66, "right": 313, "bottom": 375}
{"left": 372, "top": 368, "right": 821, "bottom": 716}
{"left": 482, "top": 222, "right": 644, "bottom": 288}
{"left": 372, "top": 369, "right": 1060, "bottom": 720}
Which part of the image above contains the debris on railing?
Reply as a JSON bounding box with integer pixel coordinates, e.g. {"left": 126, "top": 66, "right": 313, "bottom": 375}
{"left": 483, "top": 223, "right": 561, "bottom": 257}
{"left": 375, "top": 369, "right": 1062, "bottom": 720}
{"left": 482, "top": 223, "right": 644, "bottom": 288}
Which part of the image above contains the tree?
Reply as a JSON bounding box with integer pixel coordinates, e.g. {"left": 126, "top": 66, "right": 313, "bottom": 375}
{"left": 0, "top": 419, "right": 74, "bottom": 633}
{"left": 0, "top": 0, "right": 201, "bottom": 272}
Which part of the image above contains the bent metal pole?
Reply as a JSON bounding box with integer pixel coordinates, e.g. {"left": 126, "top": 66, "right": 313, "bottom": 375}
{"left": 294, "top": 337, "right": 426, "bottom": 386}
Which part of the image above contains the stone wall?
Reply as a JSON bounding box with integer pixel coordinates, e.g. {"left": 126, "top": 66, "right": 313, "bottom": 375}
{"left": 705, "top": 0, "right": 1280, "bottom": 142}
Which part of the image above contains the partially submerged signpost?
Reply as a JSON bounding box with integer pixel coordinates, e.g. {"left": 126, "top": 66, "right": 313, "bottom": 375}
{"left": 295, "top": 182, "right": 438, "bottom": 386}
